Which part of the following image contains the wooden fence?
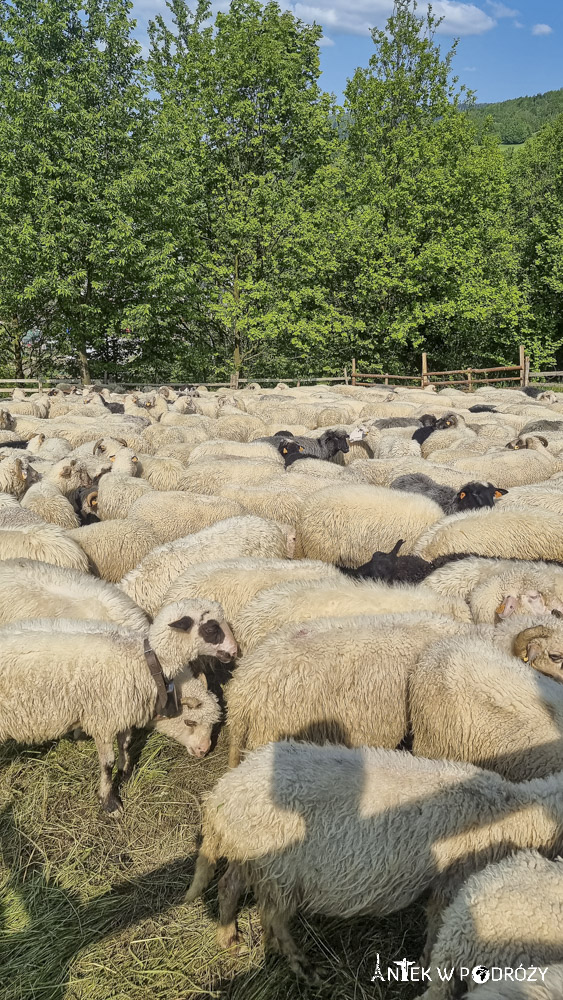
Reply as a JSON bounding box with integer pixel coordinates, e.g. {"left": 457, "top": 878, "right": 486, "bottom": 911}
{"left": 351, "top": 347, "right": 530, "bottom": 389}
{"left": 10, "top": 349, "right": 563, "bottom": 394}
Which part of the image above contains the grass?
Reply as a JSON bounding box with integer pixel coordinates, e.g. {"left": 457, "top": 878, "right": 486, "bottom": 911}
{"left": 0, "top": 730, "right": 426, "bottom": 1000}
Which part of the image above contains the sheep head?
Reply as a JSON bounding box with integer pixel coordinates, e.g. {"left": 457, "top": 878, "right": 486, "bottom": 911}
{"left": 513, "top": 625, "right": 563, "bottom": 682}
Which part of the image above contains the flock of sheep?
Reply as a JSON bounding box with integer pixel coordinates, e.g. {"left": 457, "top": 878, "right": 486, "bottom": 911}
{"left": 3, "top": 377, "right": 563, "bottom": 997}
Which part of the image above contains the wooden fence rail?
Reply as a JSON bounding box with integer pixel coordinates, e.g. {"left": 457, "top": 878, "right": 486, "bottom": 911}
{"left": 352, "top": 348, "right": 529, "bottom": 390}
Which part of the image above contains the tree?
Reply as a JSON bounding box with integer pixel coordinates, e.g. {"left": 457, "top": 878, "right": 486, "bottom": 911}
{"left": 340, "top": 0, "right": 523, "bottom": 373}
{"left": 510, "top": 115, "right": 563, "bottom": 367}
{"left": 149, "top": 0, "right": 354, "bottom": 377}
{"left": 0, "top": 0, "right": 158, "bottom": 383}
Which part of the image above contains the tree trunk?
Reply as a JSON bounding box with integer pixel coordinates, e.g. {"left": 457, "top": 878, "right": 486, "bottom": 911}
{"left": 78, "top": 345, "right": 91, "bottom": 385}
{"left": 12, "top": 328, "right": 24, "bottom": 379}
{"left": 233, "top": 252, "right": 241, "bottom": 371}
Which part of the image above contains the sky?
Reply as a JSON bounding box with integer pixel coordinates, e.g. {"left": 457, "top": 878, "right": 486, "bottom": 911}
{"left": 132, "top": 0, "right": 562, "bottom": 105}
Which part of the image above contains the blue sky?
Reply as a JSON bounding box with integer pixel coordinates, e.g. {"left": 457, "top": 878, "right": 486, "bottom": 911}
{"left": 133, "top": 0, "right": 562, "bottom": 104}
{"left": 318, "top": 1, "right": 562, "bottom": 102}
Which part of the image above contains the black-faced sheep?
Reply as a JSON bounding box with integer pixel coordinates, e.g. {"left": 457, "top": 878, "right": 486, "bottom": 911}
{"left": 390, "top": 474, "right": 507, "bottom": 514}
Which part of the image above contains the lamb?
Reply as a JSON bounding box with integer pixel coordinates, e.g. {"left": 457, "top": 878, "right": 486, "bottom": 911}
{"left": 420, "top": 851, "right": 563, "bottom": 1000}
{"left": 21, "top": 481, "right": 81, "bottom": 529}
{"left": 127, "top": 491, "right": 247, "bottom": 543}
{"left": 410, "top": 635, "right": 563, "bottom": 780}
{"left": 226, "top": 612, "right": 474, "bottom": 767}
{"left": 232, "top": 577, "right": 471, "bottom": 653}
{"left": 0, "top": 456, "right": 40, "bottom": 498}
{"left": 185, "top": 742, "right": 563, "bottom": 981}
{"left": 338, "top": 539, "right": 436, "bottom": 584}
{"left": 27, "top": 433, "right": 71, "bottom": 461}
{"left": 0, "top": 521, "right": 89, "bottom": 570}
{"left": 297, "top": 484, "right": 443, "bottom": 566}
{"left": 391, "top": 474, "right": 507, "bottom": 514}
{"left": 162, "top": 557, "right": 340, "bottom": 621}
{"left": 448, "top": 451, "right": 562, "bottom": 489}
{"left": 120, "top": 516, "right": 293, "bottom": 616}
{"left": 0, "top": 559, "right": 148, "bottom": 629}
{"left": 268, "top": 428, "right": 350, "bottom": 461}
{"left": 68, "top": 519, "right": 161, "bottom": 582}
{"left": 414, "top": 507, "right": 563, "bottom": 563}
{"left": 0, "top": 599, "right": 235, "bottom": 811}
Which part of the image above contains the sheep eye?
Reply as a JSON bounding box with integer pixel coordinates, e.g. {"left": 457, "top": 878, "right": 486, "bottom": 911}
{"left": 184, "top": 720, "right": 198, "bottom": 728}
{"left": 549, "top": 654, "right": 563, "bottom": 663}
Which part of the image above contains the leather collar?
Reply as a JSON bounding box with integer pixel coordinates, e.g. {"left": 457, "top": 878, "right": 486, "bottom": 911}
{"left": 144, "top": 638, "right": 179, "bottom": 719}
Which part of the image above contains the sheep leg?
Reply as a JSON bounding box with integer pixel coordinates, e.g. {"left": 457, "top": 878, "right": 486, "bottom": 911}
{"left": 260, "top": 906, "right": 321, "bottom": 985}
{"left": 420, "top": 891, "right": 445, "bottom": 966}
{"left": 216, "top": 862, "right": 244, "bottom": 949}
{"left": 95, "top": 738, "right": 122, "bottom": 815}
{"left": 228, "top": 740, "right": 242, "bottom": 769}
{"left": 117, "top": 728, "right": 133, "bottom": 781}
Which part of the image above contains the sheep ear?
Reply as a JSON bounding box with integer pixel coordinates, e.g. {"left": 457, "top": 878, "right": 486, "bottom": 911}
{"left": 168, "top": 616, "right": 194, "bottom": 631}
{"left": 181, "top": 696, "right": 201, "bottom": 709}
{"left": 494, "top": 488, "right": 508, "bottom": 498}
{"left": 60, "top": 464, "right": 73, "bottom": 479}
{"left": 14, "top": 458, "right": 24, "bottom": 478}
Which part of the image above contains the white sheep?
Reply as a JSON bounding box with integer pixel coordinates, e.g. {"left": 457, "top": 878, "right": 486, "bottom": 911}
{"left": 420, "top": 851, "right": 563, "bottom": 1000}
{"left": 468, "top": 967, "right": 563, "bottom": 999}
{"left": 0, "top": 456, "right": 40, "bottom": 498}
{"left": 0, "top": 521, "right": 89, "bottom": 570}
{"left": 120, "top": 515, "right": 293, "bottom": 616}
{"left": 233, "top": 576, "right": 470, "bottom": 652}
{"left": 226, "top": 612, "right": 475, "bottom": 766}
{"left": 0, "top": 558, "right": 148, "bottom": 628}
{"left": 297, "top": 484, "right": 443, "bottom": 565}
{"left": 414, "top": 506, "right": 563, "bottom": 563}
{"left": 410, "top": 634, "right": 563, "bottom": 780}
{"left": 127, "top": 491, "right": 247, "bottom": 543}
{"left": 68, "top": 518, "right": 161, "bottom": 582}
{"left": 21, "top": 481, "right": 81, "bottom": 529}
{"left": 186, "top": 741, "right": 563, "bottom": 981}
{"left": 160, "top": 556, "right": 341, "bottom": 621}
{"left": 96, "top": 472, "right": 154, "bottom": 520}
{"left": 0, "top": 599, "right": 236, "bottom": 812}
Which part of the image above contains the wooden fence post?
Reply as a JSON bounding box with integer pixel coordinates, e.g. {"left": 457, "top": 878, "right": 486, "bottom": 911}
{"left": 524, "top": 355, "right": 530, "bottom": 387}
{"left": 519, "top": 345, "right": 526, "bottom": 387}
{"left": 421, "top": 352, "right": 428, "bottom": 388}
{"left": 351, "top": 358, "right": 356, "bottom": 386}
{"left": 467, "top": 369, "right": 473, "bottom": 392}
{"left": 343, "top": 366, "right": 349, "bottom": 385}
{"left": 230, "top": 372, "right": 239, "bottom": 390}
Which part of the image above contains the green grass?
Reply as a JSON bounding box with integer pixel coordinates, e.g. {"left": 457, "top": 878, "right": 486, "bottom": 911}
{"left": 0, "top": 731, "right": 426, "bottom": 1000}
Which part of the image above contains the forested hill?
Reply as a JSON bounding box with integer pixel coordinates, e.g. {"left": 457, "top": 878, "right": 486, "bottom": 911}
{"left": 466, "top": 88, "right": 563, "bottom": 144}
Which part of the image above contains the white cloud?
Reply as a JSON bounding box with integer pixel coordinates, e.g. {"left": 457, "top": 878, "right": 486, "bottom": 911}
{"left": 514, "top": 20, "right": 524, "bottom": 28}
{"left": 293, "top": 0, "right": 495, "bottom": 38}
{"left": 532, "top": 22, "right": 553, "bottom": 35}
{"left": 318, "top": 33, "right": 335, "bottom": 45}
{"left": 463, "top": 65, "right": 477, "bottom": 70}
{"left": 486, "top": 1, "right": 518, "bottom": 17}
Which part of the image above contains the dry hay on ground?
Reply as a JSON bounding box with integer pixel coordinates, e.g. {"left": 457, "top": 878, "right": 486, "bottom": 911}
{"left": 0, "top": 729, "right": 425, "bottom": 1000}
